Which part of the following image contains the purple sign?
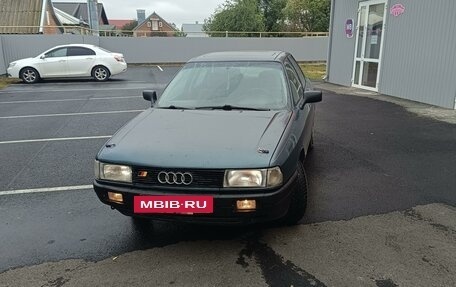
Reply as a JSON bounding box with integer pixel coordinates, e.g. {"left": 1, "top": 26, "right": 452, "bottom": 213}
{"left": 345, "top": 19, "right": 354, "bottom": 38}
{"left": 390, "top": 4, "right": 405, "bottom": 17}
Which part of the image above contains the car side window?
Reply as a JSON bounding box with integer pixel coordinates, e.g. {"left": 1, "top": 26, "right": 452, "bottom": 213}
{"left": 45, "top": 48, "right": 67, "bottom": 58}
{"left": 288, "top": 55, "right": 308, "bottom": 90}
{"left": 284, "top": 61, "right": 303, "bottom": 105}
{"left": 67, "top": 47, "right": 96, "bottom": 57}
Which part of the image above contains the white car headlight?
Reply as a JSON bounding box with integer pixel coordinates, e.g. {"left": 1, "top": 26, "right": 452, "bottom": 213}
{"left": 224, "top": 167, "right": 283, "bottom": 188}
{"left": 8, "top": 62, "right": 17, "bottom": 68}
{"left": 95, "top": 160, "right": 132, "bottom": 183}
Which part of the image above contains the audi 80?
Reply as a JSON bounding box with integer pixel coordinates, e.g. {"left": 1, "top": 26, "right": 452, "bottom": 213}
{"left": 94, "top": 51, "right": 322, "bottom": 225}
{"left": 7, "top": 44, "right": 127, "bottom": 83}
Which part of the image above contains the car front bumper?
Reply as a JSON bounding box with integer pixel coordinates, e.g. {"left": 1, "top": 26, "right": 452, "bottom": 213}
{"left": 6, "top": 67, "right": 19, "bottom": 78}
{"left": 93, "top": 172, "right": 297, "bottom": 225}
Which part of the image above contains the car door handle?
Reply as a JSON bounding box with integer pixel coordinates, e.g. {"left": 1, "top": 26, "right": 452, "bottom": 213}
{"left": 58, "top": 60, "right": 66, "bottom": 63}
{"left": 86, "top": 57, "right": 94, "bottom": 60}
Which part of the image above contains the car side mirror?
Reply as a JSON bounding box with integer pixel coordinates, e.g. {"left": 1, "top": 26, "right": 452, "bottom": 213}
{"left": 40, "top": 55, "right": 46, "bottom": 60}
{"left": 300, "top": 91, "right": 322, "bottom": 109}
{"left": 143, "top": 90, "right": 158, "bottom": 106}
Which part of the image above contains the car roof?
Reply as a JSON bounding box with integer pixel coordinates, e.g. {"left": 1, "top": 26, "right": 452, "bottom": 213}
{"left": 188, "top": 51, "right": 288, "bottom": 63}
{"left": 51, "top": 44, "right": 99, "bottom": 49}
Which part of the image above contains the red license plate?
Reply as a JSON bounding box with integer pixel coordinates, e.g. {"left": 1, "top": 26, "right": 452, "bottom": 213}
{"left": 134, "top": 196, "right": 213, "bottom": 214}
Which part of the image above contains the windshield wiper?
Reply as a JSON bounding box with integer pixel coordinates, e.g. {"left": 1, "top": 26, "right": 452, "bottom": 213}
{"left": 159, "top": 105, "right": 192, "bottom": 110}
{"left": 194, "top": 105, "right": 270, "bottom": 111}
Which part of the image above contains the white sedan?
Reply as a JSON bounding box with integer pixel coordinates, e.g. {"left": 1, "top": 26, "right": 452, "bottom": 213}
{"left": 7, "top": 44, "right": 127, "bottom": 83}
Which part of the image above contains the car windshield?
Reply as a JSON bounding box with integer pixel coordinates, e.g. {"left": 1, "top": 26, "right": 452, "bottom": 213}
{"left": 156, "top": 61, "right": 288, "bottom": 110}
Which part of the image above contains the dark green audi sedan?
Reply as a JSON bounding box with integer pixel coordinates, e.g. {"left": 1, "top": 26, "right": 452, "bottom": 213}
{"left": 94, "top": 51, "right": 322, "bottom": 225}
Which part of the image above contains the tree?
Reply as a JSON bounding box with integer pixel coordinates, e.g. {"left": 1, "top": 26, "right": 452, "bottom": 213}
{"left": 121, "top": 20, "right": 138, "bottom": 31}
{"left": 306, "top": 0, "right": 330, "bottom": 31}
{"left": 282, "top": 0, "right": 330, "bottom": 32}
{"left": 203, "top": 0, "right": 330, "bottom": 36}
{"left": 204, "top": 0, "right": 265, "bottom": 36}
{"left": 259, "top": 0, "right": 287, "bottom": 32}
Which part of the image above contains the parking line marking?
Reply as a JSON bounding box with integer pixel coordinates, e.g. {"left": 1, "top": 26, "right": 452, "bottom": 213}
{"left": 0, "top": 135, "right": 112, "bottom": 145}
{"left": 0, "top": 185, "right": 93, "bottom": 196}
{"left": 0, "top": 96, "right": 141, "bottom": 104}
{"left": 0, "top": 109, "right": 144, "bottom": 119}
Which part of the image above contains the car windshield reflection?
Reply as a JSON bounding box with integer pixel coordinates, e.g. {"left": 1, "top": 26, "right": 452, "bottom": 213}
{"left": 156, "top": 61, "right": 288, "bottom": 111}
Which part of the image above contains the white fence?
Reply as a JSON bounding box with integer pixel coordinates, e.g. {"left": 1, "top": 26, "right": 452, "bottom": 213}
{"left": 0, "top": 35, "right": 328, "bottom": 75}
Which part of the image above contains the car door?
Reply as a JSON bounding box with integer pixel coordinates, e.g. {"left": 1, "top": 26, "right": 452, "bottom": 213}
{"left": 66, "top": 47, "right": 96, "bottom": 76}
{"left": 284, "top": 58, "right": 312, "bottom": 155}
{"left": 288, "top": 55, "right": 316, "bottom": 152}
{"left": 37, "top": 47, "right": 68, "bottom": 77}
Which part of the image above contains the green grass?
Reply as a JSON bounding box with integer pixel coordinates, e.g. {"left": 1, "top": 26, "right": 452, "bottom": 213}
{"left": 0, "top": 77, "right": 18, "bottom": 89}
{"left": 300, "top": 63, "right": 326, "bottom": 81}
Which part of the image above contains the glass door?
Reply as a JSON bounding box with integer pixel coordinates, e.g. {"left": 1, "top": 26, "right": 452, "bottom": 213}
{"left": 352, "top": 0, "right": 387, "bottom": 91}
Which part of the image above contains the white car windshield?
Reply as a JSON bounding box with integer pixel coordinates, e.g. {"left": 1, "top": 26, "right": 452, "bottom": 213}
{"left": 157, "top": 61, "right": 288, "bottom": 110}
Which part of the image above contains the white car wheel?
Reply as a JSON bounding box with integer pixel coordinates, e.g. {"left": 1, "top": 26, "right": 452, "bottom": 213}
{"left": 92, "top": 66, "right": 110, "bottom": 81}
{"left": 20, "top": 68, "right": 40, "bottom": 84}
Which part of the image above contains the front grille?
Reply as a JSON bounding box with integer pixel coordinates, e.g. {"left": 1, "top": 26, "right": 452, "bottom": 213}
{"left": 132, "top": 167, "right": 225, "bottom": 188}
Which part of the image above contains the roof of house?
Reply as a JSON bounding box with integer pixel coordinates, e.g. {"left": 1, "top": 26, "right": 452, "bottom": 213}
{"left": 54, "top": 7, "right": 87, "bottom": 26}
{"left": 133, "top": 12, "right": 177, "bottom": 31}
{"left": 0, "top": 0, "right": 62, "bottom": 34}
{"left": 53, "top": 2, "right": 109, "bottom": 25}
{"left": 109, "top": 20, "right": 135, "bottom": 29}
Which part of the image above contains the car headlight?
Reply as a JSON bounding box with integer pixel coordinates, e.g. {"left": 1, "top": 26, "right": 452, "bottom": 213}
{"left": 8, "top": 62, "right": 17, "bottom": 68}
{"left": 94, "top": 160, "right": 132, "bottom": 183}
{"left": 224, "top": 167, "right": 283, "bottom": 188}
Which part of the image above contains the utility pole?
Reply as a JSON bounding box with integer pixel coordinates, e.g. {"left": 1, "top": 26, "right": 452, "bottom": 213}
{"left": 87, "top": 0, "right": 99, "bottom": 36}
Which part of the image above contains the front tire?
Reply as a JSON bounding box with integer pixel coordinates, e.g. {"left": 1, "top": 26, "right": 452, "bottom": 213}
{"left": 282, "top": 161, "right": 308, "bottom": 225}
{"left": 20, "top": 67, "right": 40, "bottom": 84}
{"left": 92, "top": 66, "right": 110, "bottom": 81}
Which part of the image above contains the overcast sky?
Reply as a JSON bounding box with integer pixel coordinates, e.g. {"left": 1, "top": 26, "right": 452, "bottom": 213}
{"left": 55, "top": 0, "right": 226, "bottom": 27}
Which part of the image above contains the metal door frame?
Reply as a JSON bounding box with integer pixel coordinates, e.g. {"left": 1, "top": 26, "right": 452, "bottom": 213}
{"left": 352, "top": 0, "right": 387, "bottom": 91}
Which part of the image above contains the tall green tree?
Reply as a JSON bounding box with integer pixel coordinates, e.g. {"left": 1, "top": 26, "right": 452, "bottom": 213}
{"left": 283, "top": 0, "right": 331, "bottom": 32}
{"left": 204, "top": 0, "right": 330, "bottom": 36}
{"left": 282, "top": 0, "right": 330, "bottom": 32}
{"left": 204, "top": 0, "right": 265, "bottom": 36}
{"left": 259, "top": 0, "right": 287, "bottom": 32}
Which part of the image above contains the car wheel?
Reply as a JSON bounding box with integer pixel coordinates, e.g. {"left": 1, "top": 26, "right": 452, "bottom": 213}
{"left": 92, "top": 66, "right": 110, "bottom": 81}
{"left": 20, "top": 67, "right": 40, "bottom": 84}
{"left": 282, "top": 161, "right": 308, "bottom": 225}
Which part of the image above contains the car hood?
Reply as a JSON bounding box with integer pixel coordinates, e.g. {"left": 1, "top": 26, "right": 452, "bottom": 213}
{"left": 12, "top": 58, "right": 35, "bottom": 65}
{"left": 98, "top": 109, "right": 292, "bottom": 169}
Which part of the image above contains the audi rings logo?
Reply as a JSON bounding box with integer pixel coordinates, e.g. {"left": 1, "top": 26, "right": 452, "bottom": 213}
{"left": 158, "top": 171, "right": 193, "bottom": 185}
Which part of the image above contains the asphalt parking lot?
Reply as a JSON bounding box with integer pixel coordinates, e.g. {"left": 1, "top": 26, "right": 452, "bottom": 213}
{"left": 0, "top": 67, "right": 455, "bottom": 287}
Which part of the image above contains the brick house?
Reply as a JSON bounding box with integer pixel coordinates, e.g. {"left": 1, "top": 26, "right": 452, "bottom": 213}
{"left": 133, "top": 12, "right": 177, "bottom": 37}
{"left": 109, "top": 20, "right": 136, "bottom": 30}
{"left": 0, "top": 0, "right": 63, "bottom": 34}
